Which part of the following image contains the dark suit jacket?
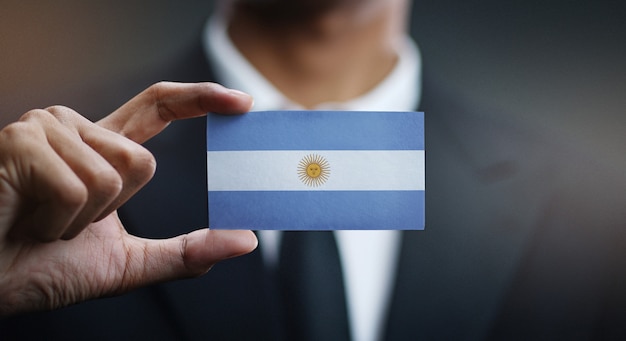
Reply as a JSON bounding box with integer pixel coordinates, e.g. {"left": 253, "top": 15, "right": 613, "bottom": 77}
{"left": 2, "top": 35, "right": 626, "bottom": 341}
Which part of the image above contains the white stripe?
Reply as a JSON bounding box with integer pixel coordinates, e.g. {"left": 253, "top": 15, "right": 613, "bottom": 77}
{"left": 208, "top": 150, "right": 424, "bottom": 191}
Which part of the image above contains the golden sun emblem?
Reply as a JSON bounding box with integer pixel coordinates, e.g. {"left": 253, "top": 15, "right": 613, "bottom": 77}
{"left": 298, "top": 154, "right": 330, "bottom": 187}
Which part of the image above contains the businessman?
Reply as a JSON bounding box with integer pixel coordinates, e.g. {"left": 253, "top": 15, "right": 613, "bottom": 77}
{"left": 3, "top": 1, "right": 626, "bottom": 340}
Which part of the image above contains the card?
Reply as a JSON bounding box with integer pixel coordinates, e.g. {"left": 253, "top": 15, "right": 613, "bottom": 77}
{"left": 207, "top": 110, "right": 424, "bottom": 230}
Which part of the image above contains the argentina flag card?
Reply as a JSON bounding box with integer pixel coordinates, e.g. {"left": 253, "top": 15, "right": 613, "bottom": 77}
{"left": 207, "top": 110, "right": 424, "bottom": 230}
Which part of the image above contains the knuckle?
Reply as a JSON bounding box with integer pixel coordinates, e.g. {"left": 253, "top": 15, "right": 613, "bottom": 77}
{"left": 149, "top": 81, "right": 175, "bottom": 122}
{"left": 150, "top": 81, "right": 173, "bottom": 92}
{"left": 44, "top": 105, "right": 73, "bottom": 116}
{"left": 132, "top": 148, "right": 158, "bottom": 182}
{"left": 89, "top": 167, "right": 124, "bottom": 199}
{"left": 44, "top": 105, "right": 80, "bottom": 124}
{"left": 18, "top": 108, "right": 54, "bottom": 123}
{"left": 57, "top": 181, "right": 89, "bottom": 210}
{"left": 147, "top": 81, "right": 172, "bottom": 104}
{"left": 18, "top": 106, "right": 81, "bottom": 129}
{"left": 0, "top": 122, "right": 44, "bottom": 151}
{"left": 116, "top": 144, "right": 157, "bottom": 183}
{"left": 0, "top": 121, "right": 29, "bottom": 139}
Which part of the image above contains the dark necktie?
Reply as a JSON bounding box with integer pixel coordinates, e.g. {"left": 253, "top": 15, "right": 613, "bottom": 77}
{"left": 277, "top": 231, "right": 351, "bottom": 340}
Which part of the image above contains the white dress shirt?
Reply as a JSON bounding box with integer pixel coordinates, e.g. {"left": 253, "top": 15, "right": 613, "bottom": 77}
{"left": 203, "top": 12, "right": 422, "bottom": 341}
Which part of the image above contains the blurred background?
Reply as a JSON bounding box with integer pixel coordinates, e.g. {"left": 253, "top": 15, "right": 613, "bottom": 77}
{"left": 1, "top": 0, "right": 625, "bottom": 160}
{"left": 0, "top": 0, "right": 213, "bottom": 124}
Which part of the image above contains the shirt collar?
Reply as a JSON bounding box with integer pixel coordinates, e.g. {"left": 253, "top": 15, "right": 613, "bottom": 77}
{"left": 203, "top": 13, "right": 422, "bottom": 112}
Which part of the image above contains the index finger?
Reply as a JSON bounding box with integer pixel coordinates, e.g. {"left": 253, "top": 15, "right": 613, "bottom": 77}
{"left": 97, "top": 82, "right": 253, "bottom": 144}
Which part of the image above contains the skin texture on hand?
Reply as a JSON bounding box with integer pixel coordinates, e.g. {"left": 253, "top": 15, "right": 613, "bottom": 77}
{"left": 0, "top": 82, "right": 258, "bottom": 316}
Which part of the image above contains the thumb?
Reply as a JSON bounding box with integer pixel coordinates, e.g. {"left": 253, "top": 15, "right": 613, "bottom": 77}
{"left": 128, "top": 229, "right": 258, "bottom": 285}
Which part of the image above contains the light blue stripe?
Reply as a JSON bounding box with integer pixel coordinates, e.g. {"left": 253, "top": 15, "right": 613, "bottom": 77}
{"left": 208, "top": 190, "right": 425, "bottom": 230}
{"left": 207, "top": 110, "right": 424, "bottom": 151}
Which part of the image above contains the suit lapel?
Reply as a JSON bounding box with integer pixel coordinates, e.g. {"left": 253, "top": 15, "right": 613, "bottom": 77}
{"left": 383, "top": 78, "right": 546, "bottom": 339}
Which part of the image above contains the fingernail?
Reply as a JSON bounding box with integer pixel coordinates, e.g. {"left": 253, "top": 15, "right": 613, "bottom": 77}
{"left": 228, "top": 89, "right": 254, "bottom": 110}
{"left": 227, "top": 88, "right": 249, "bottom": 97}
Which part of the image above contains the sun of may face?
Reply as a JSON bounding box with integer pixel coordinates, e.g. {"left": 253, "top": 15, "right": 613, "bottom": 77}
{"left": 307, "top": 164, "right": 321, "bottom": 178}
{"left": 298, "top": 154, "right": 330, "bottom": 187}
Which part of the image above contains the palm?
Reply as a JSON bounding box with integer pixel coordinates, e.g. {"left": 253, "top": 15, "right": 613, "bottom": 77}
{"left": 1, "top": 212, "right": 143, "bottom": 313}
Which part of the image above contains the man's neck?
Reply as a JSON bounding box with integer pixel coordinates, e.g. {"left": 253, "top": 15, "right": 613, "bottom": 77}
{"left": 228, "top": 1, "right": 409, "bottom": 108}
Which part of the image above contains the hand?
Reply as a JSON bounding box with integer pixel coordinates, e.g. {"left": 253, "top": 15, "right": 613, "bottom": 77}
{"left": 0, "top": 82, "right": 257, "bottom": 316}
